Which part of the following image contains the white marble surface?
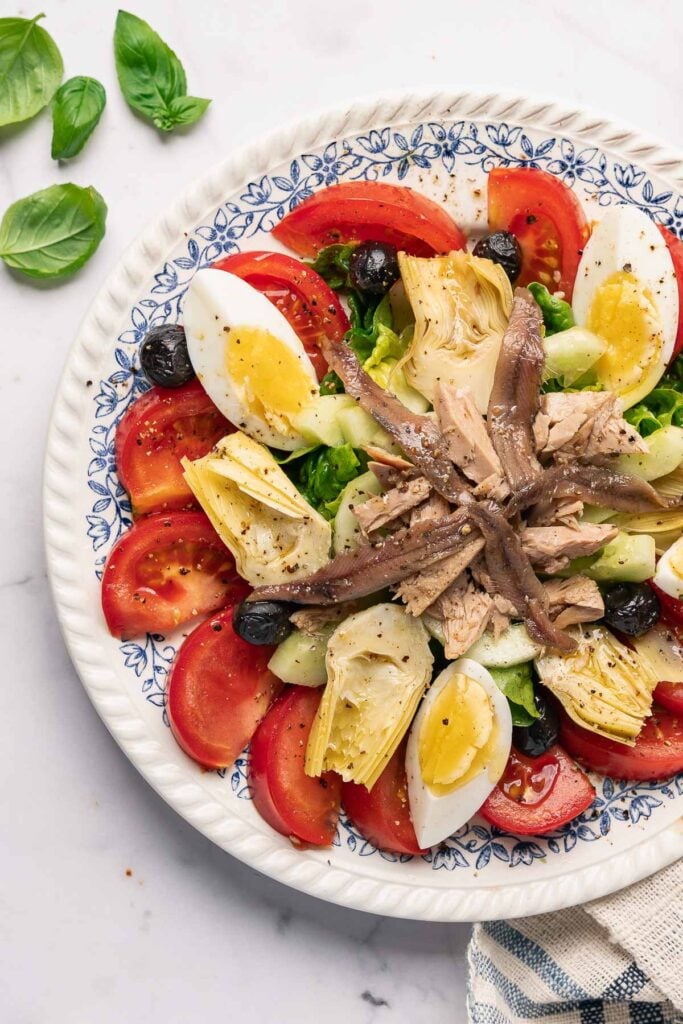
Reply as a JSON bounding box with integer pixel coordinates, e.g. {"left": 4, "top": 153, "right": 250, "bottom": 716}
{"left": 2, "top": 1, "right": 681, "bottom": 1020}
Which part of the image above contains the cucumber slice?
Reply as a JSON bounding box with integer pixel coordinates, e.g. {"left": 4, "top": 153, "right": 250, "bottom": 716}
{"left": 617, "top": 425, "right": 683, "bottom": 482}
{"left": 336, "top": 404, "right": 394, "bottom": 450}
{"left": 464, "top": 623, "right": 543, "bottom": 668}
{"left": 333, "top": 470, "right": 382, "bottom": 554}
{"left": 291, "top": 394, "right": 356, "bottom": 447}
{"left": 543, "top": 326, "right": 606, "bottom": 385}
{"left": 584, "top": 531, "right": 655, "bottom": 583}
{"left": 268, "top": 628, "right": 331, "bottom": 687}
{"left": 423, "top": 618, "right": 543, "bottom": 667}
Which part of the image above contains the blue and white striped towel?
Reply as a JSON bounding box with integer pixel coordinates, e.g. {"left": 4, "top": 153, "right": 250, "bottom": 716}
{"left": 468, "top": 860, "right": 682, "bottom": 1023}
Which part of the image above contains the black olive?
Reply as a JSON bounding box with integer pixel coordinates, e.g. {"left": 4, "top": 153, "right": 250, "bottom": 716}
{"left": 472, "top": 231, "right": 522, "bottom": 283}
{"left": 512, "top": 691, "right": 559, "bottom": 758}
{"left": 602, "top": 582, "right": 660, "bottom": 637}
{"left": 349, "top": 241, "right": 400, "bottom": 296}
{"left": 140, "top": 324, "right": 195, "bottom": 388}
{"left": 232, "top": 600, "right": 293, "bottom": 645}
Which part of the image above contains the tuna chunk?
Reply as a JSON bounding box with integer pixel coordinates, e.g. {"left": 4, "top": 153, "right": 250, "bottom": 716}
{"left": 427, "top": 574, "right": 493, "bottom": 659}
{"left": 434, "top": 384, "right": 508, "bottom": 494}
{"left": 396, "top": 534, "right": 485, "bottom": 615}
{"left": 543, "top": 576, "right": 605, "bottom": 629}
{"left": 354, "top": 476, "right": 432, "bottom": 537}
{"left": 521, "top": 521, "right": 618, "bottom": 573}
{"left": 290, "top": 602, "right": 360, "bottom": 636}
{"left": 534, "top": 392, "right": 647, "bottom": 461}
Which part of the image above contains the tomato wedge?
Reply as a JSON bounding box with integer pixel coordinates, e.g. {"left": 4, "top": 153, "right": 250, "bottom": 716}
{"left": 560, "top": 707, "right": 683, "bottom": 780}
{"left": 213, "top": 251, "right": 349, "bottom": 380}
{"left": 488, "top": 167, "right": 590, "bottom": 299}
{"left": 101, "top": 511, "right": 246, "bottom": 639}
{"left": 342, "top": 740, "right": 425, "bottom": 856}
{"left": 650, "top": 582, "right": 683, "bottom": 630}
{"left": 115, "top": 380, "right": 231, "bottom": 517}
{"left": 167, "top": 607, "right": 281, "bottom": 769}
{"left": 479, "top": 745, "right": 595, "bottom": 835}
{"left": 653, "top": 682, "right": 683, "bottom": 716}
{"left": 271, "top": 181, "right": 467, "bottom": 259}
{"left": 658, "top": 225, "right": 683, "bottom": 360}
{"left": 248, "top": 686, "right": 341, "bottom": 846}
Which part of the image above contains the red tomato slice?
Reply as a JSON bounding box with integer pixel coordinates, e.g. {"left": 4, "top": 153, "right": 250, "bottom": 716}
{"left": 167, "top": 607, "right": 281, "bottom": 769}
{"left": 115, "top": 380, "right": 231, "bottom": 516}
{"left": 213, "top": 251, "right": 350, "bottom": 380}
{"left": 271, "top": 181, "right": 467, "bottom": 259}
{"left": 654, "top": 682, "right": 683, "bottom": 716}
{"left": 479, "top": 745, "right": 595, "bottom": 835}
{"left": 342, "top": 740, "right": 425, "bottom": 856}
{"left": 488, "top": 167, "right": 590, "bottom": 299}
{"left": 560, "top": 707, "right": 683, "bottom": 781}
{"left": 101, "top": 511, "right": 246, "bottom": 639}
{"left": 248, "top": 686, "right": 341, "bottom": 847}
{"left": 650, "top": 582, "right": 683, "bottom": 630}
{"left": 658, "top": 225, "right": 683, "bottom": 359}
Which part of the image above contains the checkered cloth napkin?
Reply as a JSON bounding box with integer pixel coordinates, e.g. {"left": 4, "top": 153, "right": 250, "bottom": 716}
{"left": 467, "top": 860, "right": 683, "bottom": 1023}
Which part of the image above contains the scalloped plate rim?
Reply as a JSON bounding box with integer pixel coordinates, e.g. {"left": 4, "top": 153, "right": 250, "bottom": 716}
{"left": 43, "top": 88, "right": 683, "bottom": 922}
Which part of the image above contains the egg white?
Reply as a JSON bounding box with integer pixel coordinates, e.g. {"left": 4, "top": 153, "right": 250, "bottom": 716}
{"left": 183, "top": 268, "right": 318, "bottom": 450}
{"left": 653, "top": 536, "right": 683, "bottom": 600}
{"left": 405, "top": 658, "right": 512, "bottom": 850}
{"left": 572, "top": 205, "right": 678, "bottom": 408}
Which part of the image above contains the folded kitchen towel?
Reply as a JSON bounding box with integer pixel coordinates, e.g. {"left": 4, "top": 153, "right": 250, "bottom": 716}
{"left": 467, "top": 859, "right": 683, "bottom": 1023}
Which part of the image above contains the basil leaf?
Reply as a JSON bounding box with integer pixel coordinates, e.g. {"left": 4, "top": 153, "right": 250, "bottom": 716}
{"left": 0, "top": 13, "right": 63, "bottom": 127}
{"left": 489, "top": 664, "right": 539, "bottom": 724}
{"left": 0, "top": 183, "right": 106, "bottom": 280}
{"left": 51, "top": 76, "right": 106, "bottom": 159}
{"left": 114, "top": 10, "right": 209, "bottom": 133}
{"left": 159, "top": 94, "right": 210, "bottom": 130}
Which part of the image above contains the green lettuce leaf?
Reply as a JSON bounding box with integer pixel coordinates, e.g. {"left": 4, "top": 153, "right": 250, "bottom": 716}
{"left": 489, "top": 663, "right": 539, "bottom": 727}
{"left": 284, "top": 444, "right": 369, "bottom": 519}
{"left": 528, "top": 281, "right": 575, "bottom": 336}
{"left": 625, "top": 355, "right": 683, "bottom": 436}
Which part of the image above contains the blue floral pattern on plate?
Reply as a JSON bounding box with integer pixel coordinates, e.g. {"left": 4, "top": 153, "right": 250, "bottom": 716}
{"left": 87, "top": 117, "right": 683, "bottom": 870}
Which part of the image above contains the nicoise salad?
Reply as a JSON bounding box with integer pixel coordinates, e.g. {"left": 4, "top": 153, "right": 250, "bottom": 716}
{"left": 101, "top": 169, "right": 683, "bottom": 852}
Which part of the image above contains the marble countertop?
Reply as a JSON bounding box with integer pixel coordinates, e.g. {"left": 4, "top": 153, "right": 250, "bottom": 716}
{"left": 2, "top": 1, "right": 681, "bottom": 1020}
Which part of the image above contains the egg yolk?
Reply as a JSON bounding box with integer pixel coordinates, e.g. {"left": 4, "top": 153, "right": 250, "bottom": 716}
{"left": 418, "top": 673, "right": 496, "bottom": 796}
{"left": 225, "top": 326, "right": 316, "bottom": 423}
{"left": 588, "top": 271, "right": 663, "bottom": 399}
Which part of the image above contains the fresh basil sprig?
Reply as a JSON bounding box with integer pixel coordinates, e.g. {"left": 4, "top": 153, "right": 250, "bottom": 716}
{"left": 0, "top": 183, "right": 107, "bottom": 279}
{"left": 114, "top": 10, "right": 210, "bottom": 133}
{"left": 51, "top": 76, "right": 106, "bottom": 159}
{"left": 0, "top": 13, "right": 63, "bottom": 128}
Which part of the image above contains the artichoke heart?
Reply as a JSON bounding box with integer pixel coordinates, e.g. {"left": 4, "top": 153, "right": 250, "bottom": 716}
{"left": 306, "top": 604, "right": 433, "bottom": 788}
{"left": 535, "top": 626, "right": 658, "bottom": 744}
{"left": 182, "top": 431, "right": 331, "bottom": 586}
{"left": 398, "top": 251, "right": 513, "bottom": 413}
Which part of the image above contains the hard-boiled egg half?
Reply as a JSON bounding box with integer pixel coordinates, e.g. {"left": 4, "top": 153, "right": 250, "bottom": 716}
{"left": 652, "top": 535, "right": 683, "bottom": 600}
{"left": 183, "top": 268, "right": 319, "bottom": 450}
{"left": 572, "top": 205, "right": 678, "bottom": 409}
{"left": 406, "top": 658, "right": 512, "bottom": 849}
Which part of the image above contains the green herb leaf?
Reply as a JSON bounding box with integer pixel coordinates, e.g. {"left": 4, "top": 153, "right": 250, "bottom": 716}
{"left": 624, "top": 355, "right": 683, "bottom": 436}
{"left": 0, "top": 13, "right": 63, "bottom": 127}
{"left": 285, "top": 444, "right": 368, "bottom": 519}
{"left": 0, "top": 183, "right": 107, "bottom": 279}
{"left": 528, "top": 281, "right": 575, "bottom": 336}
{"left": 51, "top": 76, "right": 106, "bottom": 159}
{"left": 319, "top": 370, "right": 344, "bottom": 396}
{"left": 308, "top": 243, "right": 355, "bottom": 290}
{"left": 114, "top": 10, "right": 209, "bottom": 133}
{"left": 347, "top": 292, "right": 393, "bottom": 362}
{"left": 489, "top": 663, "right": 539, "bottom": 726}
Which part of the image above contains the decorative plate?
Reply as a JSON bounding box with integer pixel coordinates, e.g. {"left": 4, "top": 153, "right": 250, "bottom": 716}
{"left": 44, "top": 91, "right": 683, "bottom": 922}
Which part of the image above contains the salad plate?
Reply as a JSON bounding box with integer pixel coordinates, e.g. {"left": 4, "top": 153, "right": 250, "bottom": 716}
{"left": 44, "top": 90, "right": 683, "bottom": 922}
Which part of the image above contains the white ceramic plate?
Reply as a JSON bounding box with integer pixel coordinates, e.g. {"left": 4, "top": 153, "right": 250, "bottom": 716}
{"left": 44, "top": 91, "right": 683, "bottom": 922}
